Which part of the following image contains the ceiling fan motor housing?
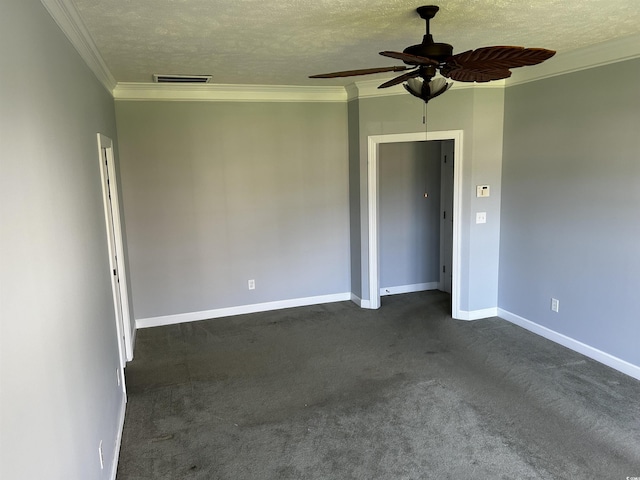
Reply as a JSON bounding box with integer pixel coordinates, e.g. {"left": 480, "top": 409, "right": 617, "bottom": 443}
{"left": 403, "top": 38, "right": 453, "bottom": 63}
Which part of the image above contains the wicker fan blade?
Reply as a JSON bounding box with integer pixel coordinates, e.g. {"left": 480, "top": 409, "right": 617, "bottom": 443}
{"left": 443, "top": 68, "right": 512, "bottom": 83}
{"left": 447, "top": 46, "right": 556, "bottom": 71}
{"left": 379, "top": 51, "right": 439, "bottom": 66}
{"left": 378, "top": 69, "right": 421, "bottom": 89}
{"left": 309, "top": 65, "right": 410, "bottom": 79}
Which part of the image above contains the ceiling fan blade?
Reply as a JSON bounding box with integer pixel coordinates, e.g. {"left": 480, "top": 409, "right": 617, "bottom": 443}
{"left": 378, "top": 69, "right": 421, "bottom": 89}
{"left": 442, "top": 68, "right": 512, "bottom": 83}
{"left": 309, "top": 65, "right": 410, "bottom": 79}
{"left": 379, "top": 51, "right": 439, "bottom": 66}
{"left": 447, "top": 46, "right": 556, "bottom": 71}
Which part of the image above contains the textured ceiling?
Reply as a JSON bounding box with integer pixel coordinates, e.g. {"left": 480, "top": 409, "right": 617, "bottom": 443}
{"left": 71, "top": 0, "right": 640, "bottom": 86}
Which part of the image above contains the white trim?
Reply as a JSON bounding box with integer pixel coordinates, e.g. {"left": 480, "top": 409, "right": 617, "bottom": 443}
{"left": 345, "top": 84, "right": 360, "bottom": 102}
{"left": 97, "top": 134, "right": 134, "bottom": 362}
{"left": 350, "top": 293, "right": 372, "bottom": 309}
{"left": 380, "top": 282, "right": 439, "bottom": 296}
{"left": 456, "top": 307, "right": 499, "bottom": 321}
{"left": 507, "top": 33, "right": 640, "bottom": 87}
{"left": 367, "top": 135, "right": 380, "bottom": 309}
{"left": 367, "top": 131, "right": 463, "bottom": 319}
{"left": 498, "top": 309, "right": 640, "bottom": 381}
{"left": 113, "top": 82, "right": 347, "bottom": 103}
{"left": 40, "top": 0, "right": 117, "bottom": 93}
{"left": 109, "top": 394, "right": 126, "bottom": 480}
{"left": 136, "top": 293, "right": 352, "bottom": 329}
{"left": 349, "top": 78, "right": 404, "bottom": 101}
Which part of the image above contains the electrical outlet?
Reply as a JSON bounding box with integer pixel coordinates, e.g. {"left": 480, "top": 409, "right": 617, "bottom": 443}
{"left": 476, "top": 212, "right": 487, "bottom": 224}
{"left": 98, "top": 440, "right": 104, "bottom": 469}
{"left": 248, "top": 279, "right": 255, "bottom": 290}
{"left": 551, "top": 298, "right": 559, "bottom": 313}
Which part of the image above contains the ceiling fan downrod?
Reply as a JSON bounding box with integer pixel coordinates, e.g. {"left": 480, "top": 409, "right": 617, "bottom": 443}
{"left": 417, "top": 5, "right": 439, "bottom": 38}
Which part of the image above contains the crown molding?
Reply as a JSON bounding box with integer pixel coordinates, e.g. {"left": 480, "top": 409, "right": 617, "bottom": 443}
{"left": 347, "top": 79, "right": 405, "bottom": 101}
{"left": 40, "top": 0, "right": 117, "bottom": 93}
{"left": 113, "top": 83, "right": 347, "bottom": 102}
{"left": 507, "top": 33, "right": 640, "bottom": 87}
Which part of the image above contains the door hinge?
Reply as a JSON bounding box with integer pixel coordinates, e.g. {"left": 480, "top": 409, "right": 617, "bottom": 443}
{"left": 113, "top": 269, "right": 117, "bottom": 276}
{"left": 442, "top": 265, "right": 446, "bottom": 273}
{"left": 443, "top": 211, "right": 446, "bottom": 220}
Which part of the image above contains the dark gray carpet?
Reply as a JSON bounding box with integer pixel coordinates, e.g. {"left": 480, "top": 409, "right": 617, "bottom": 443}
{"left": 116, "top": 291, "right": 640, "bottom": 479}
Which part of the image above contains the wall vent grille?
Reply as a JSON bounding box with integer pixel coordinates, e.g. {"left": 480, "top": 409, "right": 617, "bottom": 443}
{"left": 153, "top": 74, "right": 212, "bottom": 84}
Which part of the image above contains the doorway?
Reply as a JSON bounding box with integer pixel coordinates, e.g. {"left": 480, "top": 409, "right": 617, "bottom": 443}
{"left": 97, "top": 134, "right": 134, "bottom": 373}
{"left": 378, "top": 140, "right": 449, "bottom": 296}
{"left": 367, "top": 130, "right": 463, "bottom": 318}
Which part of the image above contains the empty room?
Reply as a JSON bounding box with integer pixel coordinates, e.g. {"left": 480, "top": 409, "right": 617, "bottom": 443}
{"left": 1, "top": 1, "right": 639, "bottom": 479}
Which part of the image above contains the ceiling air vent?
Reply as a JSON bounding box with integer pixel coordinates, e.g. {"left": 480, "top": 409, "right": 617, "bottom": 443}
{"left": 153, "top": 74, "right": 213, "bottom": 84}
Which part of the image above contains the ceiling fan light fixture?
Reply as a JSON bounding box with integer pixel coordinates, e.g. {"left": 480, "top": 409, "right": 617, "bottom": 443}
{"left": 404, "top": 76, "right": 452, "bottom": 103}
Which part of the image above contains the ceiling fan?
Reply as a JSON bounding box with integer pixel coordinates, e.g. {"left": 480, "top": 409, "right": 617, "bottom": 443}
{"left": 310, "top": 5, "right": 556, "bottom": 103}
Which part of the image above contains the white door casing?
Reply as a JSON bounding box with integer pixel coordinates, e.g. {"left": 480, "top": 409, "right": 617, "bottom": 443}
{"left": 367, "top": 130, "right": 463, "bottom": 319}
{"left": 97, "top": 134, "right": 134, "bottom": 371}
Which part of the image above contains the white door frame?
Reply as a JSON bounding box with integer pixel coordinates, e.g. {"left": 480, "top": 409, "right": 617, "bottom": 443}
{"left": 367, "top": 130, "right": 463, "bottom": 318}
{"left": 97, "top": 133, "right": 134, "bottom": 365}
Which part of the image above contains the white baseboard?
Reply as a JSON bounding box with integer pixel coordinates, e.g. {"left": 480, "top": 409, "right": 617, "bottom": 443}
{"left": 350, "top": 293, "right": 373, "bottom": 309}
{"left": 110, "top": 393, "right": 126, "bottom": 480}
{"left": 456, "top": 307, "right": 498, "bottom": 321}
{"left": 136, "top": 292, "right": 352, "bottom": 329}
{"left": 498, "top": 308, "right": 640, "bottom": 381}
{"left": 380, "top": 282, "right": 439, "bottom": 296}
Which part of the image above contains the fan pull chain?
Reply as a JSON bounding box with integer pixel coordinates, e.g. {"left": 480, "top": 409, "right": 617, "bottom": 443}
{"left": 423, "top": 100, "right": 429, "bottom": 201}
{"left": 423, "top": 101, "right": 428, "bottom": 134}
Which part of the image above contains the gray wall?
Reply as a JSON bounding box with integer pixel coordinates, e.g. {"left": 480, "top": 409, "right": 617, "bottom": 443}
{"left": 115, "top": 101, "right": 350, "bottom": 320}
{"left": 355, "top": 88, "right": 505, "bottom": 313}
{"left": 499, "top": 58, "right": 640, "bottom": 366}
{"left": 379, "top": 141, "right": 442, "bottom": 288}
{"left": 348, "top": 100, "right": 362, "bottom": 298}
{"left": 0, "top": 1, "right": 124, "bottom": 479}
